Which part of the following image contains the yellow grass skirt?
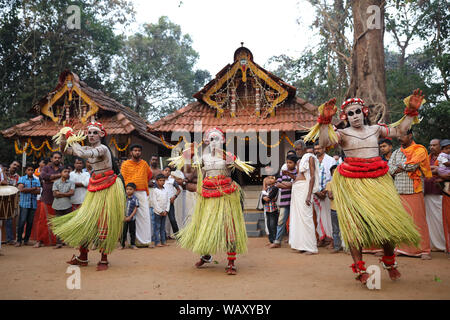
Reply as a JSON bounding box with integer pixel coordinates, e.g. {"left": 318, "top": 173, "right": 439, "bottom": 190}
{"left": 332, "top": 170, "right": 421, "bottom": 249}
{"left": 50, "top": 178, "right": 126, "bottom": 254}
{"left": 176, "top": 184, "right": 248, "bottom": 256}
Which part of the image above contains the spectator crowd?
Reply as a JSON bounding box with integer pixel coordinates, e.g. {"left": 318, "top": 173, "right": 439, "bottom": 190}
{"left": 1, "top": 136, "right": 449, "bottom": 260}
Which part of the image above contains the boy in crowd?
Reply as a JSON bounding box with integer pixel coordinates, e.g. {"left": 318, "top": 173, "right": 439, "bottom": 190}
{"left": 121, "top": 183, "right": 139, "bottom": 250}
{"left": 325, "top": 165, "right": 342, "bottom": 253}
{"left": 151, "top": 174, "right": 170, "bottom": 247}
{"left": 70, "top": 157, "right": 90, "bottom": 210}
{"left": 16, "top": 165, "right": 41, "bottom": 247}
{"left": 262, "top": 175, "right": 279, "bottom": 245}
{"left": 52, "top": 166, "right": 75, "bottom": 249}
{"left": 162, "top": 166, "right": 181, "bottom": 239}
{"left": 270, "top": 154, "right": 298, "bottom": 248}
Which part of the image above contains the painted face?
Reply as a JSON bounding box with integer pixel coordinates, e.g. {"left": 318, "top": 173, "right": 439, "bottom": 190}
{"left": 87, "top": 127, "right": 104, "bottom": 144}
{"left": 345, "top": 104, "right": 364, "bottom": 128}
{"left": 208, "top": 132, "right": 223, "bottom": 151}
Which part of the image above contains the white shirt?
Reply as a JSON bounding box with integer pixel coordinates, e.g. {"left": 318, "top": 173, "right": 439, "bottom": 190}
{"left": 151, "top": 187, "right": 170, "bottom": 215}
{"left": 164, "top": 176, "right": 179, "bottom": 199}
{"left": 69, "top": 170, "right": 90, "bottom": 204}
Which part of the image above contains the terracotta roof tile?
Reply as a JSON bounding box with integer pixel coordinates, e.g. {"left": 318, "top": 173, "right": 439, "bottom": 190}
{"left": 148, "top": 97, "right": 317, "bottom": 134}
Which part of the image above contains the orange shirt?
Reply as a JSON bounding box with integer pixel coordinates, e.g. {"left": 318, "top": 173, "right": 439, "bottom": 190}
{"left": 121, "top": 159, "right": 152, "bottom": 194}
{"left": 401, "top": 141, "right": 432, "bottom": 193}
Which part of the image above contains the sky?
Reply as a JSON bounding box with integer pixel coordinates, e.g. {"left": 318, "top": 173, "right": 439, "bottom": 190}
{"left": 131, "top": 0, "right": 317, "bottom": 75}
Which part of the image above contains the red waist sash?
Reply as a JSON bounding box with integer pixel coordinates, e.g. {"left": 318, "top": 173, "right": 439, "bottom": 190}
{"left": 202, "top": 175, "right": 237, "bottom": 198}
{"left": 338, "top": 157, "right": 388, "bottom": 179}
{"left": 88, "top": 170, "right": 117, "bottom": 192}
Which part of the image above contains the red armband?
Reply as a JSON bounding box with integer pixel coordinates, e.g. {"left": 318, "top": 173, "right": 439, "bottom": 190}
{"left": 404, "top": 107, "right": 419, "bottom": 117}
{"left": 317, "top": 115, "right": 332, "bottom": 125}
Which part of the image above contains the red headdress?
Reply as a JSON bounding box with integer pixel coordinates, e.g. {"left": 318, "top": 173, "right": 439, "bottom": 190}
{"left": 204, "top": 127, "right": 225, "bottom": 144}
{"left": 86, "top": 121, "right": 107, "bottom": 137}
{"left": 339, "top": 98, "right": 369, "bottom": 120}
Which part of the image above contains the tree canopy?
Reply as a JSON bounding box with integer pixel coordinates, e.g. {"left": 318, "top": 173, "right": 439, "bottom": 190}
{"left": 0, "top": 1, "right": 209, "bottom": 165}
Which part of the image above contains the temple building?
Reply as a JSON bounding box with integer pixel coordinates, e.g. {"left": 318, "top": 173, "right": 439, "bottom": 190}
{"left": 148, "top": 46, "right": 318, "bottom": 186}
{"left": 1, "top": 70, "right": 163, "bottom": 163}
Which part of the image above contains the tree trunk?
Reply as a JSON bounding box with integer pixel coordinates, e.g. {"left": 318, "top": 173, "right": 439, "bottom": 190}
{"left": 348, "top": 0, "right": 388, "bottom": 124}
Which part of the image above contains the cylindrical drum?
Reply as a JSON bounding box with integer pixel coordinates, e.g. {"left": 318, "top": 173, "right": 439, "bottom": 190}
{"left": 0, "top": 186, "right": 19, "bottom": 220}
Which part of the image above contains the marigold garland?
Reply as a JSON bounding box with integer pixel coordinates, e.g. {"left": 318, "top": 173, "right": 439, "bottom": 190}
{"left": 15, "top": 138, "right": 60, "bottom": 156}
{"left": 109, "top": 137, "right": 130, "bottom": 152}
{"left": 160, "top": 132, "right": 295, "bottom": 149}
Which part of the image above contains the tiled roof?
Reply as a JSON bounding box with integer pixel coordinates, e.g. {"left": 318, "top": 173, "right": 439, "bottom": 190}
{"left": 147, "top": 96, "right": 317, "bottom": 133}
{"left": 2, "top": 70, "right": 162, "bottom": 145}
{"left": 1, "top": 113, "right": 144, "bottom": 139}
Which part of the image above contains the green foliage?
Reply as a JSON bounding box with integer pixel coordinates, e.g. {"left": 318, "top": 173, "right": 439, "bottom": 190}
{"left": 112, "top": 16, "right": 211, "bottom": 121}
{"left": 0, "top": 0, "right": 134, "bottom": 165}
{"left": 415, "top": 101, "right": 450, "bottom": 146}
{"left": 268, "top": 0, "right": 448, "bottom": 146}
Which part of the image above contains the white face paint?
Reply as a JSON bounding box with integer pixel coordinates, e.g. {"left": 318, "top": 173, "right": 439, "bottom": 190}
{"left": 345, "top": 104, "right": 364, "bottom": 128}
{"left": 209, "top": 132, "right": 223, "bottom": 151}
{"left": 87, "top": 127, "right": 104, "bottom": 144}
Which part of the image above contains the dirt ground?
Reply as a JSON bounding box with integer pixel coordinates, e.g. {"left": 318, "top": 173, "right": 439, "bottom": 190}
{"left": 0, "top": 237, "right": 449, "bottom": 300}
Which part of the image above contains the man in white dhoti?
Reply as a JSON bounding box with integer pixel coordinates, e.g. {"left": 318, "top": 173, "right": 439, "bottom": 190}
{"left": 424, "top": 139, "right": 446, "bottom": 251}
{"left": 313, "top": 142, "right": 336, "bottom": 247}
{"left": 289, "top": 140, "right": 320, "bottom": 254}
{"left": 121, "top": 144, "right": 152, "bottom": 247}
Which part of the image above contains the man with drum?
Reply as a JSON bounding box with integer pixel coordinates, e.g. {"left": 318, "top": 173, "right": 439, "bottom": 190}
{"left": 1, "top": 160, "right": 21, "bottom": 246}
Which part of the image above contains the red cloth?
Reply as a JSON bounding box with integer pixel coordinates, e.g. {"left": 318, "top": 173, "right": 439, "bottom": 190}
{"left": 443, "top": 195, "right": 450, "bottom": 253}
{"left": 88, "top": 170, "right": 117, "bottom": 192}
{"left": 34, "top": 201, "right": 57, "bottom": 245}
{"left": 338, "top": 157, "right": 388, "bottom": 179}
{"left": 396, "top": 193, "right": 431, "bottom": 256}
{"left": 201, "top": 175, "right": 237, "bottom": 198}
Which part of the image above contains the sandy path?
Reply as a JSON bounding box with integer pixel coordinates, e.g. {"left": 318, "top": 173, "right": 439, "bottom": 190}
{"left": 0, "top": 238, "right": 449, "bottom": 300}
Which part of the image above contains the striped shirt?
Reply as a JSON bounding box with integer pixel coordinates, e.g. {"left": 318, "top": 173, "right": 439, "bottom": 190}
{"left": 277, "top": 169, "right": 297, "bottom": 207}
{"left": 388, "top": 148, "right": 420, "bottom": 195}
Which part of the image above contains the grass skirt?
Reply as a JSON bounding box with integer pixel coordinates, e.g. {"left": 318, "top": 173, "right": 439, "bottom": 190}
{"left": 176, "top": 184, "right": 247, "bottom": 256}
{"left": 332, "top": 170, "right": 421, "bottom": 249}
{"left": 50, "top": 178, "right": 125, "bottom": 254}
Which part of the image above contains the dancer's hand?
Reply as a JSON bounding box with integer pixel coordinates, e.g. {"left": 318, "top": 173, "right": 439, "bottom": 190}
{"left": 322, "top": 98, "right": 337, "bottom": 118}
{"left": 408, "top": 88, "right": 425, "bottom": 111}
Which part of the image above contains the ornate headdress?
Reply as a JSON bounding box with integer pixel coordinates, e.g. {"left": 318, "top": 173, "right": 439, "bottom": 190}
{"left": 204, "top": 127, "right": 225, "bottom": 144}
{"left": 339, "top": 98, "right": 369, "bottom": 120}
{"left": 87, "top": 121, "right": 107, "bottom": 137}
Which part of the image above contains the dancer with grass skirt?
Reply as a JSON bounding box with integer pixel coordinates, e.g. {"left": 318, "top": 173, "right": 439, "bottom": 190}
{"left": 304, "top": 89, "right": 425, "bottom": 285}
{"left": 170, "top": 128, "right": 254, "bottom": 275}
{"left": 50, "top": 122, "right": 126, "bottom": 271}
